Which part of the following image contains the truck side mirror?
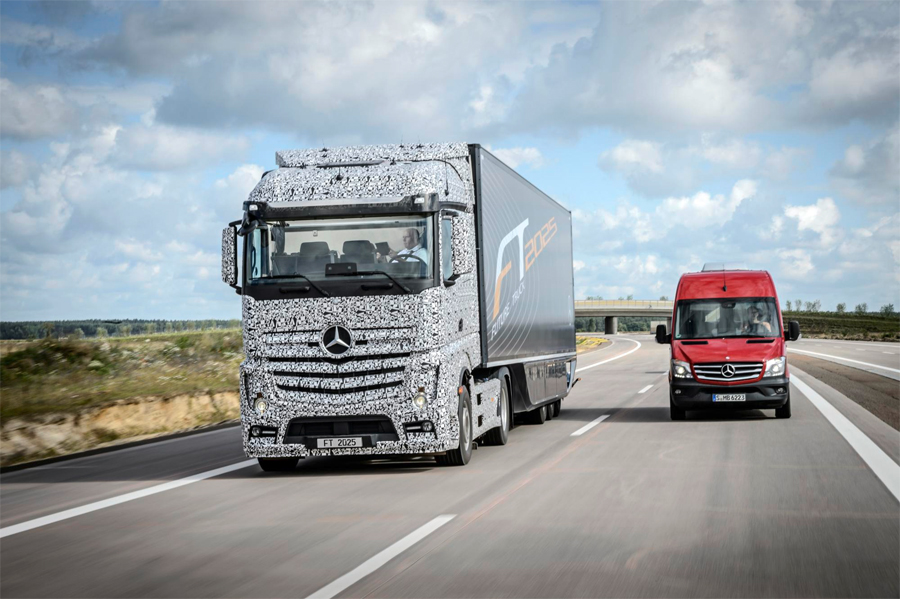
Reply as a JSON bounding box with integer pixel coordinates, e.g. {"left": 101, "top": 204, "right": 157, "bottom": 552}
{"left": 655, "top": 324, "right": 671, "bottom": 344}
{"left": 785, "top": 320, "right": 800, "bottom": 342}
{"left": 222, "top": 226, "right": 240, "bottom": 292}
{"left": 450, "top": 214, "right": 474, "bottom": 276}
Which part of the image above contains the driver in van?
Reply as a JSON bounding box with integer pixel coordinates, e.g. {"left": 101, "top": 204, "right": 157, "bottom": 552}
{"left": 377, "top": 228, "right": 428, "bottom": 265}
{"left": 743, "top": 306, "right": 773, "bottom": 335}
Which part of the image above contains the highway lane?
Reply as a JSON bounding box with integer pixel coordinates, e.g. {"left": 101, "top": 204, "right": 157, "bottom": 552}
{"left": 2, "top": 336, "right": 898, "bottom": 598}
{"left": 789, "top": 338, "right": 900, "bottom": 380}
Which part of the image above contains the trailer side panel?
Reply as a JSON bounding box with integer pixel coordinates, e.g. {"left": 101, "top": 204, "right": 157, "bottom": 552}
{"left": 473, "top": 147, "right": 576, "bottom": 367}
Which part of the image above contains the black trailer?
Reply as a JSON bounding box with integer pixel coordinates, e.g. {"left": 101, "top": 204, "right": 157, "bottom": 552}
{"left": 470, "top": 145, "right": 577, "bottom": 418}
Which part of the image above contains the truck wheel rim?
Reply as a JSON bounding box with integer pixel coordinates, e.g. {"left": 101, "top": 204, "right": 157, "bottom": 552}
{"left": 462, "top": 405, "right": 471, "bottom": 449}
{"left": 500, "top": 388, "right": 508, "bottom": 431}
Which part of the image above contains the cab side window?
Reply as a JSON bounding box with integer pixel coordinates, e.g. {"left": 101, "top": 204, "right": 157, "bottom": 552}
{"left": 441, "top": 217, "right": 453, "bottom": 280}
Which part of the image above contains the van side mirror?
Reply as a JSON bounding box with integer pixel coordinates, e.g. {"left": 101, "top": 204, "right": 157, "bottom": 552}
{"left": 656, "top": 324, "right": 671, "bottom": 344}
{"left": 222, "top": 226, "right": 240, "bottom": 292}
{"left": 785, "top": 320, "right": 800, "bottom": 342}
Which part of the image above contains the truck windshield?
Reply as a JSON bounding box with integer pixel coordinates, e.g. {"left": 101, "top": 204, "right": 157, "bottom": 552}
{"left": 245, "top": 215, "right": 434, "bottom": 284}
{"left": 674, "top": 298, "right": 782, "bottom": 340}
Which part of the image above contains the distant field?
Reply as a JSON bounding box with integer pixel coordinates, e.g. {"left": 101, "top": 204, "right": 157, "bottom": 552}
{"left": 782, "top": 312, "right": 899, "bottom": 341}
{"left": 0, "top": 330, "right": 242, "bottom": 420}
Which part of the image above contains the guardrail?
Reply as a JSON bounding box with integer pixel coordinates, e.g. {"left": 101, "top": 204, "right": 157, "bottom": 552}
{"left": 574, "top": 300, "right": 674, "bottom": 310}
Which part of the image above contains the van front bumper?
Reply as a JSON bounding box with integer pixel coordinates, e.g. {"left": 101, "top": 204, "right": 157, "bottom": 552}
{"left": 670, "top": 376, "right": 790, "bottom": 410}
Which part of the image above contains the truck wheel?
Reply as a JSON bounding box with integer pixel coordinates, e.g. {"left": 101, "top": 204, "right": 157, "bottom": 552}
{"left": 775, "top": 392, "right": 792, "bottom": 419}
{"left": 257, "top": 458, "right": 298, "bottom": 472}
{"left": 526, "top": 403, "right": 547, "bottom": 425}
{"left": 436, "top": 388, "right": 473, "bottom": 466}
{"left": 545, "top": 403, "right": 553, "bottom": 421}
{"left": 670, "top": 395, "right": 686, "bottom": 421}
{"left": 552, "top": 400, "right": 561, "bottom": 418}
{"left": 483, "top": 378, "right": 510, "bottom": 446}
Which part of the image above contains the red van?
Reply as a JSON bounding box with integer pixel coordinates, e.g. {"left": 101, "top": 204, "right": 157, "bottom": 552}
{"left": 656, "top": 264, "right": 800, "bottom": 420}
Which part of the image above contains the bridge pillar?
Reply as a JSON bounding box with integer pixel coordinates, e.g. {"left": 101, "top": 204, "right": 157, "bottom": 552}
{"left": 604, "top": 316, "right": 618, "bottom": 335}
{"left": 666, "top": 317, "right": 672, "bottom": 333}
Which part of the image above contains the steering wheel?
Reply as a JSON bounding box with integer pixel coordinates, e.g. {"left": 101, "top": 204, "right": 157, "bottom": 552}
{"left": 392, "top": 254, "right": 427, "bottom": 265}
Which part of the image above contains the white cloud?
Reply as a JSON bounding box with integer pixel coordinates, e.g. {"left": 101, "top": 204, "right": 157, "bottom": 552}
{"left": 692, "top": 135, "right": 761, "bottom": 169}
{"left": 660, "top": 179, "right": 757, "bottom": 230}
{"left": 830, "top": 124, "right": 899, "bottom": 205}
{"left": 490, "top": 147, "right": 544, "bottom": 169}
{"left": 784, "top": 197, "right": 841, "bottom": 246}
{"left": 111, "top": 124, "right": 249, "bottom": 171}
{"left": 0, "top": 78, "right": 79, "bottom": 140}
{"left": 600, "top": 140, "right": 663, "bottom": 173}
{"left": 0, "top": 150, "right": 39, "bottom": 189}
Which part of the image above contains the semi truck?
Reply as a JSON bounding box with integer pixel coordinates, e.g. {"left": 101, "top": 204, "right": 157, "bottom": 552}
{"left": 221, "top": 143, "right": 576, "bottom": 470}
{"left": 656, "top": 264, "right": 801, "bottom": 420}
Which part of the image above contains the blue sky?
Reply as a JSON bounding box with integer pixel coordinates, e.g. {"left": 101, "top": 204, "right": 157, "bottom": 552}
{"left": 1, "top": 1, "right": 898, "bottom": 320}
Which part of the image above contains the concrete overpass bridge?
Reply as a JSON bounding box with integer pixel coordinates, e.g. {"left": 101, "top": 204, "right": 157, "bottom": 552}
{"left": 574, "top": 299, "right": 673, "bottom": 334}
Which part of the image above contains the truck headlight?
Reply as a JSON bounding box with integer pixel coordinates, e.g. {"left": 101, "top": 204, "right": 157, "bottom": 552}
{"left": 413, "top": 392, "right": 428, "bottom": 409}
{"left": 764, "top": 357, "right": 785, "bottom": 378}
{"left": 671, "top": 360, "right": 692, "bottom": 379}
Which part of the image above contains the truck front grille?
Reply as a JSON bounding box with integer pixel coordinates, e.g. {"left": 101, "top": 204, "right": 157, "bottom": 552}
{"left": 265, "top": 351, "right": 410, "bottom": 395}
{"left": 694, "top": 362, "right": 763, "bottom": 382}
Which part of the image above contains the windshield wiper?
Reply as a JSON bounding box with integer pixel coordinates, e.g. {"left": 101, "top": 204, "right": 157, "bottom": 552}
{"left": 265, "top": 274, "right": 330, "bottom": 296}
{"left": 327, "top": 268, "right": 411, "bottom": 294}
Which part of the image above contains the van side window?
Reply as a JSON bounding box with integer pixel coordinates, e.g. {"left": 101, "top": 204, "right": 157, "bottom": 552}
{"left": 442, "top": 217, "right": 453, "bottom": 279}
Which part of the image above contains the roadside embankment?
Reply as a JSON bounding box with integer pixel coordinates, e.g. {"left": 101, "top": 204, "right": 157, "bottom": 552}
{"left": 0, "top": 331, "right": 243, "bottom": 467}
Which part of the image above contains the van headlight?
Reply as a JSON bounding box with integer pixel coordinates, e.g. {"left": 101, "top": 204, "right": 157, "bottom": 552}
{"left": 671, "top": 360, "right": 692, "bottom": 379}
{"left": 764, "top": 357, "right": 785, "bottom": 378}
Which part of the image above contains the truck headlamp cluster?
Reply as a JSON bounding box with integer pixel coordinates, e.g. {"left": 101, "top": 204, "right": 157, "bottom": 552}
{"left": 413, "top": 392, "right": 428, "bottom": 409}
{"left": 672, "top": 359, "right": 693, "bottom": 379}
{"left": 763, "top": 356, "right": 785, "bottom": 378}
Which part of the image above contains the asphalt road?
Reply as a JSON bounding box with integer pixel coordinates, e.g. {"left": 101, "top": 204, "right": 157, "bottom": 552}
{"left": 2, "top": 335, "right": 898, "bottom": 598}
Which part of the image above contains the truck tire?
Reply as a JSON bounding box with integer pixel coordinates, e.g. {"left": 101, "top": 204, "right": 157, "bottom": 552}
{"left": 436, "top": 388, "right": 473, "bottom": 466}
{"left": 775, "top": 392, "right": 792, "bottom": 419}
{"left": 257, "top": 458, "right": 298, "bottom": 472}
{"left": 526, "top": 403, "right": 547, "bottom": 425}
{"left": 544, "top": 403, "right": 553, "bottom": 421}
{"left": 552, "top": 400, "right": 561, "bottom": 418}
{"left": 483, "top": 378, "right": 510, "bottom": 446}
{"left": 670, "top": 395, "right": 686, "bottom": 421}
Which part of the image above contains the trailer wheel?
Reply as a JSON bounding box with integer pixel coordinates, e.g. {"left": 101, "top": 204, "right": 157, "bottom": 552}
{"left": 436, "top": 388, "right": 473, "bottom": 466}
{"left": 669, "top": 395, "right": 686, "bottom": 421}
{"left": 257, "top": 458, "right": 298, "bottom": 472}
{"left": 526, "top": 403, "right": 547, "bottom": 425}
{"left": 552, "top": 400, "right": 561, "bottom": 418}
{"left": 775, "top": 392, "right": 792, "bottom": 419}
{"left": 483, "top": 378, "right": 510, "bottom": 446}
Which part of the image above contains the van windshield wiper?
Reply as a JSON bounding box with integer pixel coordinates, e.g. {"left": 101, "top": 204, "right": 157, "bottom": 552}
{"left": 265, "top": 274, "right": 330, "bottom": 296}
{"left": 327, "top": 269, "right": 411, "bottom": 294}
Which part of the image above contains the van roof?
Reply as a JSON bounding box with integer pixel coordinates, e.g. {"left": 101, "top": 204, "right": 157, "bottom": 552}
{"left": 676, "top": 269, "right": 778, "bottom": 301}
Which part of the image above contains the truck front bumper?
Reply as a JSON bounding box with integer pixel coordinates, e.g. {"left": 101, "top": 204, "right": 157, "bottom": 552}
{"left": 670, "top": 376, "right": 790, "bottom": 410}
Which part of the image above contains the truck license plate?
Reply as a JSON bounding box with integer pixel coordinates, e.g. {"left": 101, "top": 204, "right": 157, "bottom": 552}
{"left": 713, "top": 393, "right": 746, "bottom": 402}
{"left": 317, "top": 437, "right": 363, "bottom": 449}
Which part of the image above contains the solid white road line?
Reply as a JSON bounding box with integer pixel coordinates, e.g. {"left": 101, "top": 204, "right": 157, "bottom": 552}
{"left": 638, "top": 384, "right": 653, "bottom": 394}
{"left": 306, "top": 515, "right": 456, "bottom": 599}
{"left": 787, "top": 348, "right": 900, "bottom": 374}
{"left": 0, "top": 459, "right": 258, "bottom": 539}
{"left": 792, "top": 375, "right": 900, "bottom": 503}
{"left": 576, "top": 339, "right": 642, "bottom": 373}
{"left": 571, "top": 415, "right": 610, "bottom": 437}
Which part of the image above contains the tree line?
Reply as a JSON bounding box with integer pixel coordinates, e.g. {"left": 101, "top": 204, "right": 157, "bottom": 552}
{"left": 784, "top": 300, "right": 895, "bottom": 316}
{"left": 0, "top": 319, "right": 242, "bottom": 340}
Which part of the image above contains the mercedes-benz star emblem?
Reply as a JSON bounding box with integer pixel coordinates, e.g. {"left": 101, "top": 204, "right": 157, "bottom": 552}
{"left": 721, "top": 363, "right": 736, "bottom": 378}
{"left": 321, "top": 325, "right": 352, "bottom": 355}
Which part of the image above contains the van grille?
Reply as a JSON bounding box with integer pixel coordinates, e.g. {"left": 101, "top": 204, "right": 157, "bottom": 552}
{"left": 694, "top": 362, "right": 763, "bottom": 382}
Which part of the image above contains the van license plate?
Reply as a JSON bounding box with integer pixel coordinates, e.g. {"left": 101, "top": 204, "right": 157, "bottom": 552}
{"left": 713, "top": 394, "right": 746, "bottom": 402}
{"left": 317, "top": 437, "right": 363, "bottom": 448}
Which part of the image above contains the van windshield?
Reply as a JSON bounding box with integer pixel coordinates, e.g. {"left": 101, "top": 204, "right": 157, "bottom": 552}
{"left": 674, "top": 298, "right": 782, "bottom": 340}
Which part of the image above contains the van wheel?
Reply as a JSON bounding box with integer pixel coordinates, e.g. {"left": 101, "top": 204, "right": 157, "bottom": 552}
{"left": 526, "top": 403, "right": 547, "bottom": 425}
{"left": 552, "top": 400, "right": 561, "bottom": 418}
{"left": 436, "top": 388, "right": 473, "bottom": 466}
{"left": 670, "top": 395, "right": 686, "bottom": 421}
{"left": 483, "top": 379, "right": 510, "bottom": 446}
{"left": 775, "top": 392, "right": 792, "bottom": 419}
{"left": 257, "top": 458, "right": 298, "bottom": 472}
